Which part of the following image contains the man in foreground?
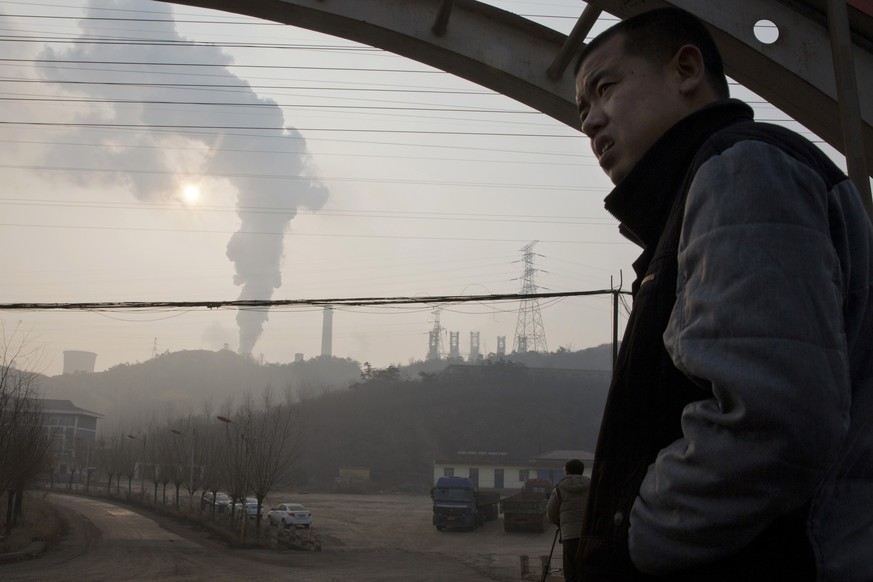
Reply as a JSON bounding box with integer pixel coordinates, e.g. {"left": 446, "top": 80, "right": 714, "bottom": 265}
{"left": 573, "top": 8, "right": 873, "bottom": 581}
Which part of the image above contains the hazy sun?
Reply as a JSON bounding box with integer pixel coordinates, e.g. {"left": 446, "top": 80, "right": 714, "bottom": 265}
{"left": 183, "top": 185, "right": 200, "bottom": 203}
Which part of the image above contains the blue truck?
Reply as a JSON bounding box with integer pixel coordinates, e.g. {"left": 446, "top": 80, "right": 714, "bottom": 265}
{"left": 430, "top": 476, "right": 501, "bottom": 531}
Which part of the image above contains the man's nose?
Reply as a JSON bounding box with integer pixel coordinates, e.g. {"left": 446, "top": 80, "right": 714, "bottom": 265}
{"left": 580, "top": 104, "right": 604, "bottom": 137}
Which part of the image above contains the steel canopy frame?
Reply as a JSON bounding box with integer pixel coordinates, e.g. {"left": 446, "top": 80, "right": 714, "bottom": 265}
{"left": 163, "top": 0, "right": 873, "bottom": 216}
{"left": 163, "top": 0, "right": 580, "bottom": 127}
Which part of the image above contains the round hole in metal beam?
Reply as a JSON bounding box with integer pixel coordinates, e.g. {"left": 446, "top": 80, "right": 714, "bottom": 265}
{"left": 754, "top": 19, "right": 780, "bottom": 44}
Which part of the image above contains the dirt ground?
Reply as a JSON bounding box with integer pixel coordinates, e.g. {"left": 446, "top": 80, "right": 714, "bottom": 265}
{"left": 269, "top": 491, "right": 563, "bottom": 580}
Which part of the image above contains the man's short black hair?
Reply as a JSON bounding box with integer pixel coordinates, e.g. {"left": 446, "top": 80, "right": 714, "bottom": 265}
{"left": 565, "top": 458, "right": 584, "bottom": 475}
{"left": 574, "top": 7, "right": 730, "bottom": 99}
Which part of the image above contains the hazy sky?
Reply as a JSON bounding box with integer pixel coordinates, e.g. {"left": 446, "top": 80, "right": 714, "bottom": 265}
{"left": 0, "top": 1, "right": 843, "bottom": 376}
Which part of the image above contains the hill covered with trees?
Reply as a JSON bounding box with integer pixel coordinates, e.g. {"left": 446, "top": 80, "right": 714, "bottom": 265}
{"left": 295, "top": 361, "right": 611, "bottom": 489}
{"left": 37, "top": 345, "right": 614, "bottom": 490}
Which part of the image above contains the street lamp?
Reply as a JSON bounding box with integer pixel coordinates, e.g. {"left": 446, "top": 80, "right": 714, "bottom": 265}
{"left": 170, "top": 427, "right": 196, "bottom": 505}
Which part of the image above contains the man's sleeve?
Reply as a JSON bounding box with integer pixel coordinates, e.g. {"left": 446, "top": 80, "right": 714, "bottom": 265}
{"left": 547, "top": 486, "right": 561, "bottom": 525}
{"left": 627, "top": 140, "right": 851, "bottom": 574}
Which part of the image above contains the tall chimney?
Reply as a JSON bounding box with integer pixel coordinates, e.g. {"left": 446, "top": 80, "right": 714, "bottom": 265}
{"left": 321, "top": 306, "right": 334, "bottom": 357}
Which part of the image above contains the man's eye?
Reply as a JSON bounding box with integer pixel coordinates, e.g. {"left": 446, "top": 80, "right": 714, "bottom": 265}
{"left": 597, "top": 82, "right": 613, "bottom": 96}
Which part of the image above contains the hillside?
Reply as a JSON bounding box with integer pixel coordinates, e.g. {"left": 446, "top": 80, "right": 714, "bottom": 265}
{"left": 36, "top": 346, "right": 613, "bottom": 488}
{"left": 36, "top": 344, "right": 614, "bottom": 422}
{"left": 38, "top": 350, "right": 362, "bottom": 422}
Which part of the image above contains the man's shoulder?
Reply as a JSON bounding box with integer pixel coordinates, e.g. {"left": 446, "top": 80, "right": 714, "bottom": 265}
{"left": 706, "top": 118, "right": 806, "bottom": 155}
{"left": 560, "top": 474, "right": 591, "bottom": 492}
{"left": 699, "top": 120, "right": 845, "bottom": 187}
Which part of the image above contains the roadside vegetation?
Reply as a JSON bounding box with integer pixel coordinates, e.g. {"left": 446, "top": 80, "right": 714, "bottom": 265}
{"left": 0, "top": 324, "right": 54, "bottom": 543}
{"left": 0, "top": 494, "right": 62, "bottom": 555}
{"left": 93, "top": 388, "right": 302, "bottom": 540}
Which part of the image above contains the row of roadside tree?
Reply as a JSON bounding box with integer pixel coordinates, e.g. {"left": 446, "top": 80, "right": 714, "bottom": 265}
{"left": 92, "top": 390, "right": 303, "bottom": 535}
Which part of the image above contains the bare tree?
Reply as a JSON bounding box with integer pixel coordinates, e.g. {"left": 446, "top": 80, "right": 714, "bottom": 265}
{"left": 146, "top": 424, "right": 162, "bottom": 503}
{"left": 170, "top": 414, "right": 199, "bottom": 508}
{"left": 217, "top": 402, "right": 249, "bottom": 531}
{"left": 95, "top": 430, "right": 132, "bottom": 496}
{"left": 121, "top": 431, "right": 137, "bottom": 497}
{"left": 0, "top": 323, "right": 52, "bottom": 534}
{"left": 167, "top": 425, "right": 185, "bottom": 509}
{"left": 94, "top": 434, "right": 113, "bottom": 494}
{"left": 154, "top": 428, "right": 176, "bottom": 505}
{"left": 247, "top": 388, "right": 303, "bottom": 535}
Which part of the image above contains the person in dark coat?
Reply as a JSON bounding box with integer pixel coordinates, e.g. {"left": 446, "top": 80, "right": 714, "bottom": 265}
{"left": 546, "top": 459, "right": 590, "bottom": 582}
{"left": 573, "top": 7, "right": 873, "bottom": 581}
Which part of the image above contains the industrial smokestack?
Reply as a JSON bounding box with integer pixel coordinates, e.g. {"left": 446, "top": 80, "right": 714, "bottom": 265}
{"left": 321, "top": 306, "right": 334, "bottom": 357}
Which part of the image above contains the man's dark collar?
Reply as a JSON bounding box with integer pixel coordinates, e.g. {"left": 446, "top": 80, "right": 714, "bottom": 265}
{"left": 603, "top": 99, "right": 754, "bottom": 248}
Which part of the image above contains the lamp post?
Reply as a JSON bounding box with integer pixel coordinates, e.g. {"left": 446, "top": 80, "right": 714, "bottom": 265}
{"left": 170, "top": 427, "right": 196, "bottom": 506}
{"left": 217, "top": 415, "right": 249, "bottom": 541}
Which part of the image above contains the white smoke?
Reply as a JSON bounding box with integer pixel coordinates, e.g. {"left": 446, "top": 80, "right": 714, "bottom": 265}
{"left": 36, "top": 0, "right": 328, "bottom": 355}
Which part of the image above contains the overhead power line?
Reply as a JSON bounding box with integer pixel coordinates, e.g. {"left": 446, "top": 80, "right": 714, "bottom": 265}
{"left": 0, "top": 57, "right": 446, "bottom": 74}
{"left": 0, "top": 290, "right": 631, "bottom": 312}
{"left": 0, "top": 76, "right": 489, "bottom": 95}
{"left": 0, "top": 120, "right": 572, "bottom": 138}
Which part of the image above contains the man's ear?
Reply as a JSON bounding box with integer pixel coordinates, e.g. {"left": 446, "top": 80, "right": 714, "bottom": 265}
{"left": 672, "top": 44, "right": 707, "bottom": 96}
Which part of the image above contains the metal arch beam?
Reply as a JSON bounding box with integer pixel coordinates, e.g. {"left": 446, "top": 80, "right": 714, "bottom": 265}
{"left": 164, "top": 0, "right": 580, "bottom": 128}
{"left": 163, "top": 0, "right": 873, "bottom": 182}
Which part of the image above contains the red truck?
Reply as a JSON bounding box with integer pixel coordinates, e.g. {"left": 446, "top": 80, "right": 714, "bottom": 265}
{"left": 499, "top": 478, "right": 553, "bottom": 532}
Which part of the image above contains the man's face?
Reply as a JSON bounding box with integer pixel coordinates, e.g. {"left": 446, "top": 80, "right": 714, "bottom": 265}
{"left": 575, "top": 35, "right": 692, "bottom": 185}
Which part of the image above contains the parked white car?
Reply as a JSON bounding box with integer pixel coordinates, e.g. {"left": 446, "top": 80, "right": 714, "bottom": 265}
{"left": 201, "top": 491, "right": 232, "bottom": 513}
{"left": 233, "top": 496, "right": 260, "bottom": 519}
{"left": 267, "top": 503, "right": 312, "bottom": 528}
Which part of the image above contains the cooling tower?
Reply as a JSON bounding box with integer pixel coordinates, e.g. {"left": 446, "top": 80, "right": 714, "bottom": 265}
{"left": 63, "top": 350, "right": 97, "bottom": 374}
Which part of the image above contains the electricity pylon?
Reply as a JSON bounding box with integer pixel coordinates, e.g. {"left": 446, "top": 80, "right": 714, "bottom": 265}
{"left": 512, "top": 241, "right": 548, "bottom": 353}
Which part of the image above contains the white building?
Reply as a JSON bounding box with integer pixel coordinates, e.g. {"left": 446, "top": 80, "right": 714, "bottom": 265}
{"left": 40, "top": 398, "right": 103, "bottom": 475}
{"left": 433, "top": 449, "right": 594, "bottom": 491}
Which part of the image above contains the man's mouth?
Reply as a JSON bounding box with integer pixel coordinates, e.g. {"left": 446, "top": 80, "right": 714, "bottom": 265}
{"left": 594, "top": 137, "right": 613, "bottom": 159}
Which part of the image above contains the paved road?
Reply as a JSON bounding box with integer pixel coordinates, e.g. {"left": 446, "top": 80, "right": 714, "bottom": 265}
{"left": 2, "top": 493, "right": 520, "bottom": 581}
{"left": 2, "top": 494, "right": 290, "bottom": 581}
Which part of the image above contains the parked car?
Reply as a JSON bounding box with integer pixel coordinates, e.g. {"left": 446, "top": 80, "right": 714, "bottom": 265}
{"left": 202, "top": 491, "right": 232, "bottom": 513}
{"left": 267, "top": 503, "right": 312, "bottom": 528}
{"left": 233, "top": 496, "right": 260, "bottom": 519}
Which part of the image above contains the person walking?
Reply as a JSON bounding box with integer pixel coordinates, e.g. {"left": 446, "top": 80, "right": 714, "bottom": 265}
{"left": 546, "top": 459, "right": 590, "bottom": 582}
{"left": 572, "top": 7, "right": 873, "bottom": 581}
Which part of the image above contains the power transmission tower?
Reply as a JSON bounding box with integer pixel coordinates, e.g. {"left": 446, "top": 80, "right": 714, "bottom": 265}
{"left": 512, "top": 241, "right": 548, "bottom": 353}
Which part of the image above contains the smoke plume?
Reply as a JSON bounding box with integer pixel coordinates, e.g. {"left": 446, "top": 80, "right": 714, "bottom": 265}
{"left": 36, "top": 0, "right": 328, "bottom": 355}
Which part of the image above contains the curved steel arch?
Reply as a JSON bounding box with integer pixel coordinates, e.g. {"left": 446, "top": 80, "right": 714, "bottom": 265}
{"left": 164, "top": 0, "right": 873, "bottom": 209}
